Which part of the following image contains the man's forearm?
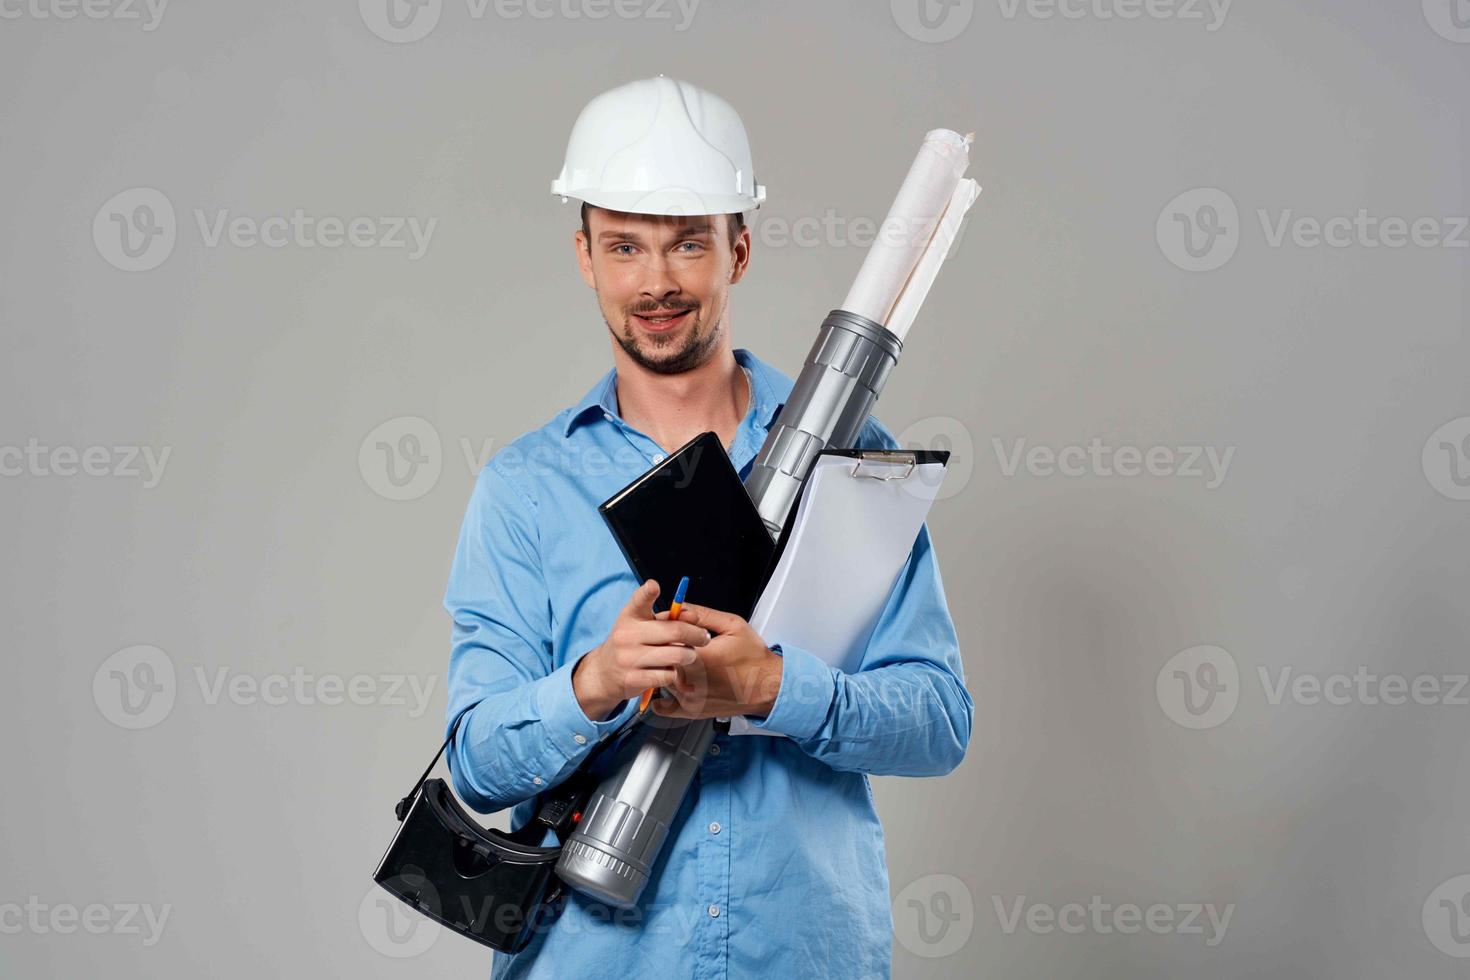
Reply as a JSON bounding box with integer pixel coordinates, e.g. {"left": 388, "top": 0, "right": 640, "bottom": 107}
{"left": 744, "top": 646, "right": 973, "bottom": 776}
{"left": 447, "top": 656, "right": 638, "bottom": 813}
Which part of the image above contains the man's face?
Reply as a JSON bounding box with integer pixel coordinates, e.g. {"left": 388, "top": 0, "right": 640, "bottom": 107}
{"left": 575, "top": 207, "right": 750, "bottom": 375}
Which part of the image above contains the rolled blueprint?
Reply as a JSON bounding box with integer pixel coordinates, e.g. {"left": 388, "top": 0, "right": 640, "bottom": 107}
{"left": 885, "top": 175, "right": 981, "bottom": 341}
{"left": 839, "top": 129, "right": 973, "bottom": 330}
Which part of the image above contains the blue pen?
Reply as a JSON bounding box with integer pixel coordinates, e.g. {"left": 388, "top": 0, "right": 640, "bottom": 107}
{"left": 640, "top": 575, "right": 689, "bottom": 712}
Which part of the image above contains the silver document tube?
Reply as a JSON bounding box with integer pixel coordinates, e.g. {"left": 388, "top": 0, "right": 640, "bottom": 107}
{"left": 744, "top": 310, "right": 903, "bottom": 537}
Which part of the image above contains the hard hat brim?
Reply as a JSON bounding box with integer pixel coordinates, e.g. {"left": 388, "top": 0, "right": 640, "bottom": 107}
{"left": 555, "top": 185, "right": 763, "bottom": 217}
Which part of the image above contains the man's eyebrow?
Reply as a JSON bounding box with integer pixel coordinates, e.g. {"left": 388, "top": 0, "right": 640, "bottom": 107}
{"left": 597, "top": 224, "right": 716, "bottom": 243}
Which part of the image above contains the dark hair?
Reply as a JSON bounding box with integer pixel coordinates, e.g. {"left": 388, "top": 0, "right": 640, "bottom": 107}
{"left": 580, "top": 201, "right": 745, "bottom": 252}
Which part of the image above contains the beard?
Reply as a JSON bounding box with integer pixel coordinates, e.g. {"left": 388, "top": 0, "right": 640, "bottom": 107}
{"left": 607, "top": 296, "right": 723, "bottom": 375}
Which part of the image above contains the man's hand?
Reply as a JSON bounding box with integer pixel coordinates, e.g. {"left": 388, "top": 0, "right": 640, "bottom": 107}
{"left": 572, "top": 579, "right": 711, "bottom": 721}
{"left": 649, "top": 602, "right": 783, "bottom": 721}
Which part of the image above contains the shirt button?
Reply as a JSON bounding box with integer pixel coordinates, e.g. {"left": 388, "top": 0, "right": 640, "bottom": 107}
{"left": 652, "top": 453, "right": 665, "bottom": 463}
{"left": 708, "top": 744, "right": 721, "bottom": 756}
{"left": 532, "top": 776, "right": 543, "bottom": 786}
{"left": 708, "top": 904, "right": 721, "bottom": 918}
{"left": 573, "top": 734, "right": 587, "bottom": 745}
{"left": 708, "top": 821, "right": 721, "bottom": 835}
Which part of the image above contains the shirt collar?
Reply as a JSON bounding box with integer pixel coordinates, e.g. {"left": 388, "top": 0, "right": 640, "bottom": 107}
{"left": 561, "top": 348, "right": 788, "bottom": 438}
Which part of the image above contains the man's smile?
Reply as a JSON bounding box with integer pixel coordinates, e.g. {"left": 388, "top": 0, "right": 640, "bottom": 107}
{"left": 632, "top": 308, "right": 694, "bottom": 333}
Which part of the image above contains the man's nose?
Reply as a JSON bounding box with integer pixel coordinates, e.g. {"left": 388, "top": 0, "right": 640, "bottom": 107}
{"left": 638, "top": 252, "right": 683, "bottom": 300}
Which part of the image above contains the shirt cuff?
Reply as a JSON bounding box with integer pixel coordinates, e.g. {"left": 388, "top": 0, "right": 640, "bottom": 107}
{"left": 535, "top": 655, "right": 638, "bottom": 758}
{"left": 742, "top": 642, "right": 836, "bottom": 741}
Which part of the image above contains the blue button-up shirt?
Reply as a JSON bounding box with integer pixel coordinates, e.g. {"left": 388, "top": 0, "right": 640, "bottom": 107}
{"left": 444, "top": 347, "right": 972, "bottom": 979}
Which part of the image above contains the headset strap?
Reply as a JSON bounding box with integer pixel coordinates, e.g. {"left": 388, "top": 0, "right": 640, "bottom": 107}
{"left": 395, "top": 712, "right": 464, "bottom": 821}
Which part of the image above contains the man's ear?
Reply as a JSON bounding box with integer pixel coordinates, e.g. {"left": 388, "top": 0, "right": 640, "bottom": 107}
{"left": 574, "top": 229, "right": 596, "bottom": 289}
{"left": 727, "top": 221, "right": 752, "bottom": 285}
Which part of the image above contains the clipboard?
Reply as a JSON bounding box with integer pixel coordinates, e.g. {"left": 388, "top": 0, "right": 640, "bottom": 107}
{"left": 729, "top": 447, "right": 951, "bottom": 737}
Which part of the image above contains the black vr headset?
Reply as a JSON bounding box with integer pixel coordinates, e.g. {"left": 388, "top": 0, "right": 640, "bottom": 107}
{"left": 371, "top": 707, "right": 645, "bottom": 953}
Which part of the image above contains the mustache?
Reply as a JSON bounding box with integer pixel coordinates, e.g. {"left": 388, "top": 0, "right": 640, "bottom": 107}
{"left": 629, "top": 301, "right": 698, "bottom": 316}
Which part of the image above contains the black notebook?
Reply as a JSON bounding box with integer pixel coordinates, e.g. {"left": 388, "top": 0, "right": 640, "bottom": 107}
{"left": 598, "top": 431, "right": 776, "bottom": 619}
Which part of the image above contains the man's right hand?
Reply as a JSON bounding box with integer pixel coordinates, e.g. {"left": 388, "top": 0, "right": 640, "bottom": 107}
{"left": 572, "top": 579, "right": 711, "bottom": 722}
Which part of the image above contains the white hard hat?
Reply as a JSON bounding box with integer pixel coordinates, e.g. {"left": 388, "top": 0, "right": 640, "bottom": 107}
{"left": 551, "top": 75, "right": 766, "bottom": 217}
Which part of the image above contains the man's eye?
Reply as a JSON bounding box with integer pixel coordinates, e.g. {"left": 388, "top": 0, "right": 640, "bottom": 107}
{"left": 676, "top": 241, "right": 704, "bottom": 253}
{"left": 612, "top": 244, "right": 636, "bottom": 256}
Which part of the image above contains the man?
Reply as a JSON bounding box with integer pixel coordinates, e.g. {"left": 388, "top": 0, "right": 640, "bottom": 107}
{"left": 444, "top": 76, "right": 972, "bottom": 979}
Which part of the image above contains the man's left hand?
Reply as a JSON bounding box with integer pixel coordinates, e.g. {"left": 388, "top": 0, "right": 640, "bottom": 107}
{"left": 649, "top": 602, "right": 782, "bottom": 721}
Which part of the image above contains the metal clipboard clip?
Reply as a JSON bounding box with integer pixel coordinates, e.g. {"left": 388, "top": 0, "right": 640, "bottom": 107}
{"left": 848, "top": 451, "right": 917, "bottom": 481}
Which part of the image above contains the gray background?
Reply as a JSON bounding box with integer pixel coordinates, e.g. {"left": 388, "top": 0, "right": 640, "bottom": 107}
{"left": 2, "top": 1, "right": 1468, "bottom": 977}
